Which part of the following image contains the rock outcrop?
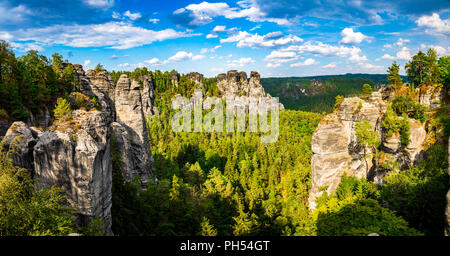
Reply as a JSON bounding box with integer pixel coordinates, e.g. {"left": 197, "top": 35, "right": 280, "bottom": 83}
{"left": 216, "top": 70, "right": 285, "bottom": 111}
{"left": 113, "top": 75, "right": 152, "bottom": 186}
{"left": 140, "top": 75, "right": 159, "bottom": 118}
{"left": 1, "top": 64, "right": 157, "bottom": 234}
{"left": 418, "top": 85, "right": 444, "bottom": 110}
{"left": 2, "top": 121, "right": 38, "bottom": 174}
{"left": 308, "top": 93, "right": 386, "bottom": 208}
{"left": 307, "top": 90, "right": 433, "bottom": 209}
{"left": 34, "top": 110, "right": 112, "bottom": 234}
{"left": 187, "top": 72, "right": 204, "bottom": 86}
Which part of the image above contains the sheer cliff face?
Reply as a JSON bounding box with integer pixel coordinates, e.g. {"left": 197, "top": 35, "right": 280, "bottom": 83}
{"left": 34, "top": 110, "right": 113, "bottom": 233}
{"left": 113, "top": 75, "right": 152, "bottom": 186}
{"left": 308, "top": 87, "right": 440, "bottom": 210}
{"left": 1, "top": 65, "right": 156, "bottom": 234}
{"left": 216, "top": 70, "right": 285, "bottom": 111}
{"left": 217, "top": 70, "right": 267, "bottom": 98}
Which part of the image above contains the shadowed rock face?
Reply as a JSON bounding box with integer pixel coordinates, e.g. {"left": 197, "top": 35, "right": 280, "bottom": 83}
{"left": 170, "top": 71, "right": 180, "bottom": 87}
{"left": 187, "top": 72, "right": 204, "bottom": 85}
{"left": 2, "top": 121, "right": 37, "bottom": 174}
{"left": 113, "top": 75, "right": 152, "bottom": 186}
{"left": 140, "top": 75, "right": 159, "bottom": 118}
{"left": 33, "top": 110, "right": 112, "bottom": 234}
{"left": 1, "top": 64, "right": 157, "bottom": 234}
{"left": 308, "top": 89, "right": 434, "bottom": 209}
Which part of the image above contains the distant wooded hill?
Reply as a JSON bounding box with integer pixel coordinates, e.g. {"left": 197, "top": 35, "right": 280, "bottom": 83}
{"left": 261, "top": 73, "right": 407, "bottom": 113}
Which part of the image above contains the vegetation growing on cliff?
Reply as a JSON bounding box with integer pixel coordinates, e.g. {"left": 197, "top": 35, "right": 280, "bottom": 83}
{"left": 0, "top": 41, "right": 76, "bottom": 123}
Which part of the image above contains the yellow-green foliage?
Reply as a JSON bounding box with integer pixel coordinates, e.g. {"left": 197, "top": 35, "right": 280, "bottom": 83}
{"left": 0, "top": 141, "right": 75, "bottom": 235}
{"left": 54, "top": 97, "right": 72, "bottom": 121}
{"left": 308, "top": 175, "right": 421, "bottom": 236}
{"left": 382, "top": 105, "right": 410, "bottom": 147}
{"left": 334, "top": 95, "right": 344, "bottom": 110}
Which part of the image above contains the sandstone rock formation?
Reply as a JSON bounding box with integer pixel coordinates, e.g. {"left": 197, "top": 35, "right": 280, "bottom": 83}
{"left": 34, "top": 110, "right": 112, "bottom": 234}
{"left": 140, "top": 75, "right": 159, "bottom": 118}
{"left": 1, "top": 64, "right": 157, "bottom": 234}
{"left": 216, "top": 70, "right": 285, "bottom": 111}
{"left": 418, "top": 85, "right": 444, "bottom": 110}
{"left": 187, "top": 72, "right": 204, "bottom": 86}
{"left": 307, "top": 90, "right": 433, "bottom": 209}
{"left": 2, "top": 121, "right": 37, "bottom": 174}
{"left": 113, "top": 75, "right": 152, "bottom": 186}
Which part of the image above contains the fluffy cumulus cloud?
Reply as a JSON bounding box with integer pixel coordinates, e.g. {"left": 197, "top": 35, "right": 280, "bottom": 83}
{"left": 0, "top": 3, "right": 32, "bottom": 23}
{"left": 83, "top": 59, "right": 92, "bottom": 68}
{"left": 282, "top": 41, "right": 366, "bottom": 62}
{"left": 380, "top": 54, "right": 395, "bottom": 60}
{"left": 264, "top": 50, "right": 298, "bottom": 67}
{"left": 226, "top": 57, "right": 256, "bottom": 67}
{"left": 420, "top": 44, "right": 449, "bottom": 55}
{"left": 396, "top": 46, "right": 412, "bottom": 60}
{"left": 221, "top": 31, "right": 302, "bottom": 48}
{"left": 340, "top": 28, "right": 369, "bottom": 44}
{"left": 83, "top": 0, "right": 114, "bottom": 8}
{"left": 123, "top": 10, "right": 142, "bottom": 21}
{"left": 416, "top": 13, "right": 450, "bottom": 35}
{"left": 290, "top": 58, "right": 318, "bottom": 67}
{"left": 252, "top": 0, "right": 448, "bottom": 25}
{"left": 6, "top": 21, "right": 194, "bottom": 50}
{"left": 395, "top": 38, "right": 410, "bottom": 47}
{"left": 130, "top": 51, "right": 205, "bottom": 69}
{"left": 172, "top": 1, "right": 290, "bottom": 28}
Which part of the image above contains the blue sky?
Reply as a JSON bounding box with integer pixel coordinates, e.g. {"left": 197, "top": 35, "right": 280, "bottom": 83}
{"left": 0, "top": 0, "right": 449, "bottom": 77}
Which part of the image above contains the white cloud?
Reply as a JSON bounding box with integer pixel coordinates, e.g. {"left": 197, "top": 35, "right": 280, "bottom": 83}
{"left": 124, "top": 10, "right": 142, "bottom": 21}
{"left": 213, "top": 25, "right": 227, "bottom": 32}
{"left": 167, "top": 51, "right": 204, "bottom": 63}
{"left": 227, "top": 57, "right": 255, "bottom": 67}
{"left": 206, "top": 34, "right": 218, "bottom": 39}
{"left": 340, "top": 28, "right": 369, "bottom": 44}
{"left": 0, "top": 4, "right": 32, "bottom": 23}
{"left": 283, "top": 41, "right": 366, "bottom": 62}
{"left": 380, "top": 54, "right": 395, "bottom": 60}
{"left": 321, "top": 62, "right": 337, "bottom": 68}
{"left": 395, "top": 38, "right": 410, "bottom": 47}
{"left": 174, "top": 1, "right": 290, "bottom": 27}
{"left": 7, "top": 21, "right": 193, "bottom": 49}
{"left": 201, "top": 45, "right": 221, "bottom": 54}
{"left": 416, "top": 13, "right": 450, "bottom": 35}
{"left": 221, "top": 31, "right": 302, "bottom": 48}
{"left": 83, "top": 0, "right": 114, "bottom": 8}
{"left": 0, "top": 31, "right": 13, "bottom": 40}
{"left": 149, "top": 18, "right": 160, "bottom": 24}
{"left": 10, "top": 42, "right": 45, "bottom": 52}
{"left": 396, "top": 46, "right": 411, "bottom": 60}
{"left": 112, "top": 11, "right": 121, "bottom": 19}
{"left": 360, "top": 63, "right": 385, "bottom": 73}
{"left": 83, "top": 60, "right": 92, "bottom": 68}
{"left": 250, "top": 25, "right": 261, "bottom": 31}
{"left": 290, "top": 58, "right": 318, "bottom": 67}
{"left": 264, "top": 50, "right": 298, "bottom": 66}
{"left": 349, "top": 54, "right": 368, "bottom": 62}
{"left": 420, "top": 44, "right": 449, "bottom": 55}
{"left": 192, "top": 54, "right": 206, "bottom": 60}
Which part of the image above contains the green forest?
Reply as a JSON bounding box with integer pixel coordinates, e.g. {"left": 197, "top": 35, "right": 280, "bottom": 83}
{"left": 0, "top": 39, "right": 449, "bottom": 236}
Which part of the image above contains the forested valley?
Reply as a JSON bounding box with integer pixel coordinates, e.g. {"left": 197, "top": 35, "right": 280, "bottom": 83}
{"left": 0, "top": 40, "right": 449, "bottom": 236}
